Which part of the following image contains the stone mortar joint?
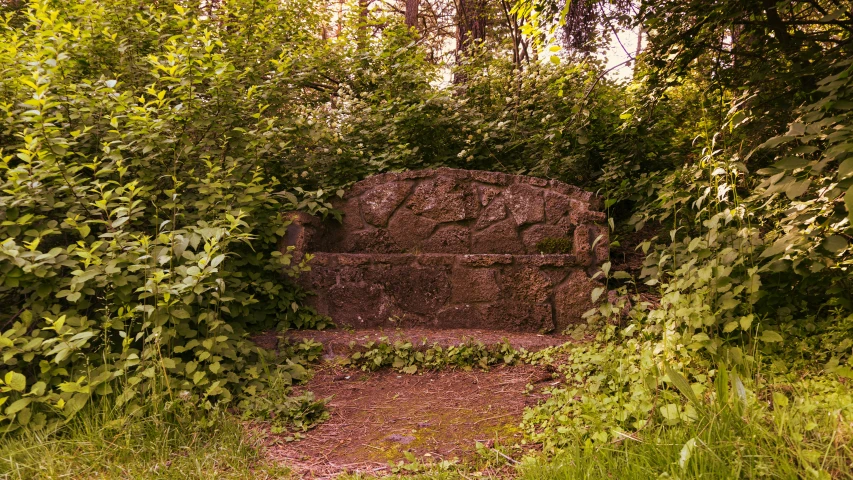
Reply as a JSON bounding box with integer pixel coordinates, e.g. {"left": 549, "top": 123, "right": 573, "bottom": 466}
{"left": 282, "top": 168, "right": 609, "bottom": 333}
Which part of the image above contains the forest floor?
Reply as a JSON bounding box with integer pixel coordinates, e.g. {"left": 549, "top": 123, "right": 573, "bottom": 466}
{"left": 259, "top": 330, "right": 571, "bottom": 478}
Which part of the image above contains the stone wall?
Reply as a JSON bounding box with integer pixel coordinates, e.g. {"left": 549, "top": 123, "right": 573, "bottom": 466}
{"left": 285, "top": 168, "right": 609, "bottom": 332}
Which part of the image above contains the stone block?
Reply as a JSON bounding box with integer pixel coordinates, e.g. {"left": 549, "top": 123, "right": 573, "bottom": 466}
{"left": 478, "top": 185, "right": 502, "bottom": 206}
{"left": 421, "top": 225, "right": 471, "bottom": 253}
{"left": 417, "top": 254, "right": 456, "bottom": 266}
{"left": 360, "top": 181, "right": 413, "bottom": 227}
{"left": 337, "top": 254, "right": 378, "bottom": 266}
{"left": 343, "top": 229, "right": 403, "bottom": 254}
{"left": 485, "top": 302, "right": 554, "bottom": 332}
{"left": 434, "top": 167, "right": 472, "bottom": 180}
{"left": 471, "top": 219, "right": 525, "bottom": 254}
{"left": 406, "top": 176, "right": 480, "bottom": 222}
{"left": 324, "top": 282, "right": 392, "bottom": 327}
{"left": 521, "top": 224, "right": 572, "bottom": 253}
{"left": 503, "top": 266, "right": 552, "bottom": 303}
{"left": 573, "top": 224, "right": 593, "bottom": 266}
{"left": 515, "top": 176, "right": 548, "bottom": 187}
{"left": 399, "top": 170, "right": 436, "bottom": 180}
{"left": 474, "top": 196, "right": 507, "bottom": 230}
{"left": 387, "top": 207, "right": 437, "bottom": 251}
{"left": 346, "top": 172, "right": 401, "bottom": 198}
{"left": 544, "top": 191, "right": 571, "bottom": 224}
{"left": 384, "top": 266, "right": 451, "bottom": 315}
{"left": 554, "top": 270, "right": 598, "bottom": 331}
{"left": 459, "top": 254, "right": 514, "bottom": 267}
{"left": 504, "top": 183, "right": 544, "bottom": 226}
{"left": 548, "top": 179, "right": 583, "bottom": 198}
{"left": 571, "top": 209, "right": 606, "bottom": 224}
{"left": 324, "top": 196, "right": 359, "bottom": 228}
{"left": 451, "top": 267, "right": 501, "bottom": 303}
{"left": 517, "top": 255, "right": 577, "bottom": 267}
{"left": 435, "top": 304, "right": 485, "bottom": 329}
{"left": 471, "top": 170, "right": 511, "bottom": 185}
{"left": 539, "top": 266, "right": 571, "bottom": 286}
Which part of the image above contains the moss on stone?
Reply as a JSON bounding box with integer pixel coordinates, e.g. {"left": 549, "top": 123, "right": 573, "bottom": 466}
{"left": 535, "top": 237, "right": 573, "bottom": 254}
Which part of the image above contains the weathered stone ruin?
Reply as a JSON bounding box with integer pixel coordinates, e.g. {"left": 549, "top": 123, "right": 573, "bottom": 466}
{"left": 284, "top": 168, "right": 609, "bottom": 332}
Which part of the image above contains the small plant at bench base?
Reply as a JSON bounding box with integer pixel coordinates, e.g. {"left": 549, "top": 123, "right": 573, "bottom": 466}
{"left": 343, "top": 340, "right": 523, "bottom": 373}
{"left": 535, "top": 237, "right": 573, "bottom": 254}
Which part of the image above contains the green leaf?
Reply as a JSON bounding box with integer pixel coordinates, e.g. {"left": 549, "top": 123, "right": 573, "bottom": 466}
{"left": 785, "top": 178, "right": 811, "bottom": 199}
{"left": 838, "top": 159, "right": 853, "bottom": 180}
{"left": 823, "top": 235, "right": 848, "bottom": 253}
{"left": 772, "top": 392, "right": 789, "bottom": 408}
{"left": 679, "top": 438, "right": 697, "bottom": 470}
{"left": 774, "top": 156, "right": 809, "bottom": 170}
{"left": 665, "top": 364, "right": 699, "bottom": 406}
{"left": 845, "top": 186, "right": 853, "bottom": 223}
{"left": 758, "top": 330, "right": 784, "bottom": 343}
{"left": 4, "top": 372, "right": 26, "bottom": 392}
{"left": 715, "top": 364, "right": 729, "bottom": 405}
{"left": 755, "top": 135, "right": 794, "bottom": 151}
{"left": 739, "top": 314, "right": 753, "bottom": 331}
{"left": 64, "top": 393, "right": 90, "bottom": 417}
{"left": 659, "top": 403, "right": 680, "bottom": 422}
{"left": 5, "top": 398, "right": 31, "bottom": 415}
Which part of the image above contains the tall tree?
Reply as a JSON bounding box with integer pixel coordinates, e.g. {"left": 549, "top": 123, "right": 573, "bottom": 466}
{"left": 638, "top": 0, "right": 853, "bottom": 142}
{"left": 405, "top": 0, "right": 419, "bottom": 29}
{"left": 455, "top": 0, "right": 487, "bottom": 55}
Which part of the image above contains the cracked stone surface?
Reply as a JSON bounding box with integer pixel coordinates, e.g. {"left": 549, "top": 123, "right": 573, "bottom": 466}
{"left": 283, "top": 168, "right": 608, "bottom": 331}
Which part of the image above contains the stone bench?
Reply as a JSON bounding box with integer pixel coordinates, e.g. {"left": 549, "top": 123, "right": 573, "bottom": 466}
{"left": 284, "top": 168, "right": 608, "bottom": 332}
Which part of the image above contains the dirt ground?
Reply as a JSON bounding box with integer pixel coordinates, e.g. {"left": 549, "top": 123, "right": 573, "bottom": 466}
{"left": 263, "top": 362, "right": 560, "bottom": 478}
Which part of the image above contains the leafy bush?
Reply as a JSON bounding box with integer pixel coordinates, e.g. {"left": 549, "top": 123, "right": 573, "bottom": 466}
{"left": 278, "top": 43, "right": 631, "bottom": 188}
{"left": 0, "top": 0, "right": 624, "bottom": 435}
{"left": 522, "top": 49, "right": 853, "bottom": 472}
{"left": 342, "top": 339, "right": 522, "bottom": 374}
{"left": 0, "top": 0, "right": 334, "bottom": 432}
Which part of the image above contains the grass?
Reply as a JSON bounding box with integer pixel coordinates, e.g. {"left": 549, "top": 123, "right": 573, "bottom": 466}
{"left": 519, "top": 387, "right": 853, "bottom": 480}
{"left": 0, "top": 395, "right": 288, "bottom": 480}
{"left": 1, "top": 368, "right": 850, "bottom": 479}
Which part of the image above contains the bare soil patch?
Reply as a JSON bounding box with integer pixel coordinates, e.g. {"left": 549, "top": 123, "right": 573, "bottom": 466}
{"left": 264, "top": 362, "right": 559, "bottom": 478}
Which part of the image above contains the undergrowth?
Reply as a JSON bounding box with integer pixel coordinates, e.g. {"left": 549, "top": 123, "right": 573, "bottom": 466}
{"left": 0, "top": 395, "right": 289, "bottom": 479}
{"left": 1, "top": 0, "right": 852, "bottom": 476}
{"left": 341, "top": 339, "right": 523, "bottom": 373}
{"left": 518, "top": 372, "right": 853, "bottom": 478}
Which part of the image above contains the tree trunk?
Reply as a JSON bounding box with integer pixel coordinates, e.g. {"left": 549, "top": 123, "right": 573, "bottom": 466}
{"left": 405, "top": 0, "right": 419, "bottom": 30}
{"left": 455, "top": 0, "right": 487, "bottom": 55}
{"left": 356, "top": 0, "right": 370, "bottom": 49}
{"left": 635, "top": 24, "right": 643, "bottom": 59}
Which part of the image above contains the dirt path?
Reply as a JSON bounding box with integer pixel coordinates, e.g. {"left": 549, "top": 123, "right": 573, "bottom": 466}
{"left": 261, "top": 330, "right": 568, "bottom": 478}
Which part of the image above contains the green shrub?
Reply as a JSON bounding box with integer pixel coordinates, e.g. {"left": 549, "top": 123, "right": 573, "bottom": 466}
{"left": 0, "top": 0, "right": 333, "bottom": 432}
{"left": 342, "top": 339, "right": 522, "bottom": 374}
